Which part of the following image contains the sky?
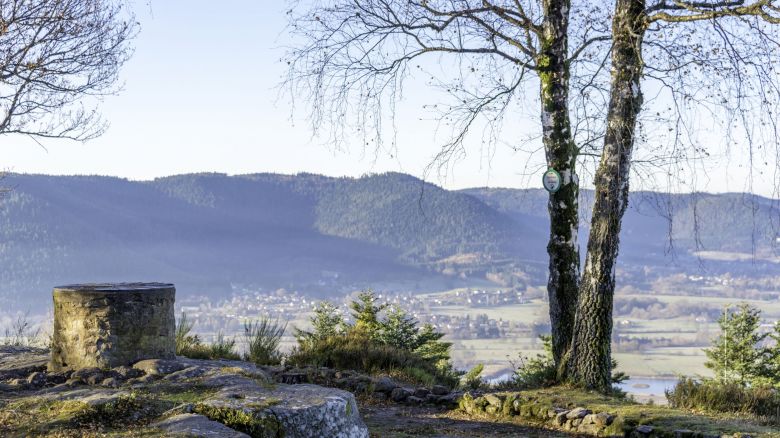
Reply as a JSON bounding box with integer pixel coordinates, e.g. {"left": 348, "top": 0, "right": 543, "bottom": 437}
{"left": 4, "top": 1, "right": 778, "bottom": 196}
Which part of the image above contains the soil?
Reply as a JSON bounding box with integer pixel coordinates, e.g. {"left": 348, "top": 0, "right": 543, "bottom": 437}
{"left": 359, "top": 399, "right": 572, "bottom": 438}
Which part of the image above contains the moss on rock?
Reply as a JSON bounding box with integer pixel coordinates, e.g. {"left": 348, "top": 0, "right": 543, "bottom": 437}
{"left": 193, "top": 403, "right": 283, "bottom": 438}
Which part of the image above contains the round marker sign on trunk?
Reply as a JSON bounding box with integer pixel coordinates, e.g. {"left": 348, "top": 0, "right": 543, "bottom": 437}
{"left": 542, "top": 168, "right": 562, "bottom": 193}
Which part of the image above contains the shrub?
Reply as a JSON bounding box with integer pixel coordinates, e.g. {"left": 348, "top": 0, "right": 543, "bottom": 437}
{"left": 507, "top": 335, "right": 557, "bottom": 389}
{"left": 288, "top": 331, "right": 458, "bottom": 387}
{"left": 666, "top": 377, "right": 780, "bottom": 418}
{"left": 2, "top": 312, "right": 43, "bottom": 347}
{"left": 175, "top": 313, "right": 200, "bottom": 355}
{"left": 244, "top": 317, "right": 286, "bottom": 365}
{"left": 175, "top": 314, "right": 240, "bottom": 360}
{"left": 289, "top": 292, "right": 461, "bottom": 387}
{"left": 207, "top": 332, "right": 240, "bottom": 360}
{"left": 495, "top": 335, "right": 626, "bottom": 391}
{"left": 294, "top": 301, "right": 343, "bottom": 346}
{"left": 462, "top": 363, "right": 484, "bottom": 390}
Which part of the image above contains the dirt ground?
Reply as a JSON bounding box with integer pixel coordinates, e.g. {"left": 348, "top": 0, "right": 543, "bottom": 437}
{"left": 359, "top": 401, "right": 573, "bottom": 438}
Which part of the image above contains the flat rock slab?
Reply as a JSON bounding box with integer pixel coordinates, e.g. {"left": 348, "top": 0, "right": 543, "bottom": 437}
{"left": 196, "top": 372, "right": 368, "bottom": 438}
{"left": 34, "top": 387, "right": 129, "bottom": 406}
{"left": 133, "top": 359, "right": 188, "bottom": 376}
{"left": 0, "top": 345, "right": 48, "bottom": 380}
{"left": 154, "top": 414, "right": 251, "bottom": 438}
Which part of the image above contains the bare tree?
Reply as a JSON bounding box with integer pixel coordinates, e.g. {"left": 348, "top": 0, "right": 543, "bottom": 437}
{"left": 284, "top": 0, "right": 780, "bottom": 391}
{"left": 0, "top": 0, "right": 137, "bottom": 142}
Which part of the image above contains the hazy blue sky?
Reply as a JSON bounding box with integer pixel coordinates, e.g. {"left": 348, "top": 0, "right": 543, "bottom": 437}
{"left": 4, "top": 1, "right": 777, "bottom": 196}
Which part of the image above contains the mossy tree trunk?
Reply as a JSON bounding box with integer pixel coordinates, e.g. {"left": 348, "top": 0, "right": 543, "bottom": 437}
{"left": 538, "top": 0, "right": 580, "bottom": 376}
{"left": 566, "top": 0, "right": 647, "bottom": 391}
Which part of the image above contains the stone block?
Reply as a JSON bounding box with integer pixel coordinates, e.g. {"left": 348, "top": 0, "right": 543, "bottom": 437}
{"left": 373, "top": 376, "right": 396, "bottom": 393}
{"left": 49, "top": 283, "right": 175, "bottom": 371}
{"left": 414, "top": 387, "right": 430, "bottom": 398}
{"left": 566, "top": 407, "right": 592, "bottom": 419}
{"left": 431, "top": 385, "right": 449, "bottom": 395}
{"left": 390, "top": 387, "right": 413, "bottom": 402}
{"left": 484, "top": 393, "right": 503, "bottom": 409}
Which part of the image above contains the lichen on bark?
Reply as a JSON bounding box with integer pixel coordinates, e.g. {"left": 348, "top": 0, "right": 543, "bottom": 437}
{"left": 538, "top": 0, "right": 581, "bottom": 378}
{"left": 566, "top": 0, "right": 647, "bottom": 391}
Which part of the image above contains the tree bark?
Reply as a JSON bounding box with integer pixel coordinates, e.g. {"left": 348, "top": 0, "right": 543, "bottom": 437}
{"left": 539, "top": 0, "right": 580, "bottom": 375}
{"left": 567, "top": 0, "right": 646, "bottom": 391}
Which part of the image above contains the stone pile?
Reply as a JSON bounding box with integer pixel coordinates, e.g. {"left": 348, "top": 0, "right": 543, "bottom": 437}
{"left": 457, "top": 392, "right": 757, "bottom": 438}
{"left": 269, "top": 366, "right": 462, "bottom": 407}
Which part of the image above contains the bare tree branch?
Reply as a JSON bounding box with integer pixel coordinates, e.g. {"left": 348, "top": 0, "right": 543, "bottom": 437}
{"left": 0, "top": 0, "right": 137, "bottom": 141}
{"left": 648, "top": 0, "right": 780, "bottom": 23}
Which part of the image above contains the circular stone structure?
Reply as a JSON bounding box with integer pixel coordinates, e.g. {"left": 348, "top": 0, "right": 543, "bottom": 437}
{"left": 49, "top": 283, "right": 176, "bottom": 371}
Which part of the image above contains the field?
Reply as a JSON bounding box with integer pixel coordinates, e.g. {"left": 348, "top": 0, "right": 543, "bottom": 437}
{"left": 229, "top": 287, "right": 777, "bottom": 380}
{"left": 425, "top": 288, "right": 780, "bottom": 379}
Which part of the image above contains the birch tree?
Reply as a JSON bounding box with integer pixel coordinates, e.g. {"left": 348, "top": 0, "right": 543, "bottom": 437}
{"left": 284, "top": 0, "right": 780, "bottom": 391}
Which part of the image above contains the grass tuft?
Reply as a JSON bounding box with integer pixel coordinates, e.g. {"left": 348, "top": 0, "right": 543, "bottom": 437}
{"left": 243, "top": 316, "right": 286, "bottom": 365}
{"left": 666, "top": 377, "right": 780, "bottom": 420}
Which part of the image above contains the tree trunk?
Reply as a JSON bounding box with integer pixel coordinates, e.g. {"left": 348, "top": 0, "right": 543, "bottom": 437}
{"left": 567, "top": 0, "right": 646, "bottom": 391}
{"left": 539, "top": 0, "right": 580, "bottom": 375}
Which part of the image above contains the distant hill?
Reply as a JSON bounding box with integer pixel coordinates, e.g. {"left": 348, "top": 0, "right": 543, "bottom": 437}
{"left": 0, "top": 172, "right": 777, "bottom": 311}
{"left": 461, "top": 188, "right": 780, "bottom": 260}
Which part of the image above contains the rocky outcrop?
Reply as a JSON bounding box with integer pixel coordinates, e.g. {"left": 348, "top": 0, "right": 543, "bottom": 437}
{"left": 0, "top": 346, "right": 368, "bottom": 438}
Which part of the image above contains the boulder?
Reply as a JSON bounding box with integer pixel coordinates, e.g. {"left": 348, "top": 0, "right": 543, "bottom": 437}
{"left": 26, "top": 371, "right": 47, "bottom": 387}
{"left": 277, "top": 372, "right": 309, "bottom": 384}
{"left": 153, "top": 413, "right": 250, "bottom": 437}
{"left": 593, "top": 412, "right": 615, "bottom": 426}
{"left": 406, "top": 396, "right": 425, "bottom": 405}
{"left": 566, "top": 407, "right": 591, "bottom": 419}
{"left": 437, "top": 392, "right": 462, "bottom": 407}
{"left": 71, "top": 367, "right": 104, "bottom": 384}
{"left": 578, "top": 422, "right": 604, "bottom": 434}
{"left": 196, "top": 379, "right": 368, "bottom": 438}
{"left": 431, "top": 385, "right": 449, "bottom": 396}
{"left": 373, "top": 376, "right": 396, "bottom": 393}
{"left": 112, "top": 365, "right": 143, "bottom": 380}
{"left": 390, "top": 387, "right": 413, "bottom": 402}
{"left": 635, "top": 425, "right": 654, "bottom": 434}
{"left": 101, "top": 377, "right": 120, "bottom": 387}
{"left": 413, "top": 388, "right": 430, "bottom": 398}
{"left": 484, "top": 394, "right": 503, "bottom": 409}
{"left": 554, "top": 411, "right": 569, "bottom": 426}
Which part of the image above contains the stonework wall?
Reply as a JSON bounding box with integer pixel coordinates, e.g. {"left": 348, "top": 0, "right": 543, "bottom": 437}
{"left": 49, "top": 283, "right": 175, "bottom": 371}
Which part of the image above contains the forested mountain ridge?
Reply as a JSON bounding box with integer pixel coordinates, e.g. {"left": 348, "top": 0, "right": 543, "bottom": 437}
{"left": 461, "top": 187, "right": 780, "bottom": 260}
{"left": 0, "top": 172, "right": 527, "bottom": 309}
{"left": 0, "top": 172, "right": 777, "bottom": 311}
